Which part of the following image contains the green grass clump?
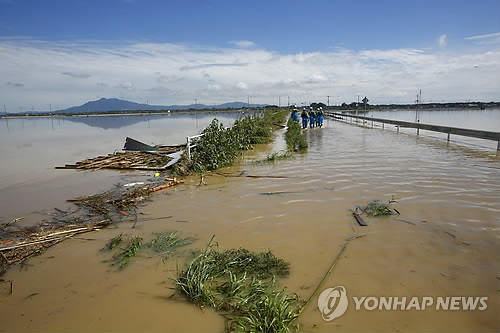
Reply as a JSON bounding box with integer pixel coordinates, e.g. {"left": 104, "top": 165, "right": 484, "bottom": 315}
{"left": 105, "top": 233, "right": 123, "bottom": 250}
{"left": 176, "top": 245, "right": 300, "bottom": 333}
{"left": 112, "top": 236, "right": 143, "bottom": 270}
{"left": 285, "top": 118, "right": 308, "bottom": 152}
{"left": 229, "top": 282, "right": 300, "bottom": 333}
{"left": 146, "top": 231, "right": 192, "bottom": 257}
{"left": 266, "top": 151, "right": 293, "bottom": 162}
{"left": 103, "top": 231, "right": 190, "bottom": 270}
{"left": 361, "top": 197, "right": 399, "bottom": 217}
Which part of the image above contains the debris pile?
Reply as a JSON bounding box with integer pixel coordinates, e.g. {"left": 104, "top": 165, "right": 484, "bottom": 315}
{"left": 57, "top": 151, "right": 173, "bottom": 171}
{"left": 0, "top": 220, "right": 110, "bottom": 270}
{"left": 0, "top": 178, "right": 183, "bottom": 276}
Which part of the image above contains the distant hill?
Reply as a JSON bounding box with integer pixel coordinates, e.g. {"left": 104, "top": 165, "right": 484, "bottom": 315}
{"left": 56, "top": 98, "right": 266, "bottom": 114}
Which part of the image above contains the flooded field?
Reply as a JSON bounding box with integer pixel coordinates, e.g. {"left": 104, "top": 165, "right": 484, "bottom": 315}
{"left": 1, "top": 110, "right": 499, "bottom": 332}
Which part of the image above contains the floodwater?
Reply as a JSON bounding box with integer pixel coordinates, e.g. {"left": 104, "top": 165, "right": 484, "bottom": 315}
{"left": 0, "top": 112, "right": 245, "bottom": 225}
{"left": 0, "top": 109, "right": 499, "bottom": 332}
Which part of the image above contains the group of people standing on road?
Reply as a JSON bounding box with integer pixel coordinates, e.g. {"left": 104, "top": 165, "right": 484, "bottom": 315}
{"left": 291, "top": 105, "right": 324, "bottom": 129}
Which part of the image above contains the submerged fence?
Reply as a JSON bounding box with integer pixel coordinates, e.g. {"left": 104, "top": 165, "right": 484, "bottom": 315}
{"left": 325, "top": 112, "right": 500, "bottom": 151}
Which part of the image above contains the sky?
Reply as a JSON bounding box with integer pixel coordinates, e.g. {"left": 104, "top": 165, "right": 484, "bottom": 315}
{"left": 1, "top": 0, "right": 499, "bottom": 111}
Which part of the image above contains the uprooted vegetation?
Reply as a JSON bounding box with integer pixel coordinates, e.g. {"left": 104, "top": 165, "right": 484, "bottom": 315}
{"left": 103, "top": 231, "right": 191, "bottom": 270}
{"left": 188, "top": 110, "right": 289, "bottom": 173}
{"left": 176, "top": 242, "right": 302, "bottom": 333}
{"left": 285, "top": 118, "right": 308, "bottom": 152}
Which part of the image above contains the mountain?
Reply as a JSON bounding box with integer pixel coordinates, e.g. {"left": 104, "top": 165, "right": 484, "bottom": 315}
{"left": 62, "top": 98, "right": 150, "bottom": 113}
{"left": 56, "top": 98, "right": 266, "bottom": 114}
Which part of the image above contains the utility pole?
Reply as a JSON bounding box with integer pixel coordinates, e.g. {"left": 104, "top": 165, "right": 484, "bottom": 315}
{"left": 287, "top": 96, "right": 290, "bottom": 107}
{"left": 415, "top": 89, "right": 422, "bottom": 123}
{"left": 278, "top": 96, "right": 281, "bottom": 108}
{"left": 327, "top": 95, "right": 330, "bottom": 107}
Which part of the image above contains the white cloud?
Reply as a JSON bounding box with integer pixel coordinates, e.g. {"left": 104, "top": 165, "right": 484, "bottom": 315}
{"left": 117, "top": 81, "right": 134, "bottom": 90}
{"left": 0, "top": 38, "right": 498, "bottom": 109}
{"left": 439, "top": 34, "right": 447, "bottom": 49}
{"left": 464, "top": 32, "right": 500, "bottom": 40}
{"left": 229, "top": 40, "right": 255, "bottom": 48}
{"left": 236, "top": 81, "right": 248, "bottom": 89}
{"left": 464, "top": 32, "right": 500, "bottom": 45}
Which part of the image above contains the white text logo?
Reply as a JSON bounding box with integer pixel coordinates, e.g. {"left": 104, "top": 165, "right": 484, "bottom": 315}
{"left": 317, "top": 286, "right": 349, "bottom": 321}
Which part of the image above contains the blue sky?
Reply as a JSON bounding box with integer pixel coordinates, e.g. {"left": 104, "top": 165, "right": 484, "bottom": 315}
{"left": 1, "top": 0, "right": 499, "bottom": 110}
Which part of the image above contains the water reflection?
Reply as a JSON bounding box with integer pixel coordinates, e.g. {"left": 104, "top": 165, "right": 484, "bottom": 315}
{"left": 62, "top": 112, "right": 251, "bottom": 130}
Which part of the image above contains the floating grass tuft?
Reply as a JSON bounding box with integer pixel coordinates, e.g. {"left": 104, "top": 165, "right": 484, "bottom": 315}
{"left": 176, "top": 244, "right": 300, "bottom": 332}
{"left": 112, "top": 236, "right": 142, "bottom": 270}
{"left": 105, "top": 233, "right": 123, "bottom": 250}
{"left": 103, "top": 231, "right": 190, "bottom": 270}
{"left": 229, "top": 281, "right": 301, "bottom": 333}
{"left": 146, "top": 231, "right": 192, "bottom": 257}
{"left": 361, "top": 196, "right": 400, "bottom": 217}
{"left": 266, "top": 151, "right": 293, "bottom": 162}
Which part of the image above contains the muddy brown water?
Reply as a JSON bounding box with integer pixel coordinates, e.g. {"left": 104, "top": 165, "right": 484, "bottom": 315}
{"left": 1, "top": 114, "right": 499, "bottom": 332}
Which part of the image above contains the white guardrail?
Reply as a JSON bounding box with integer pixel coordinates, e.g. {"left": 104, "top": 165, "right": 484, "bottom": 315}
{"left": 186, "top": 134, "right": 204, "bottom": 160}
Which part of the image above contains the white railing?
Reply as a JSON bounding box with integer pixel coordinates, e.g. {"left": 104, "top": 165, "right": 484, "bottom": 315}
{"left": 186, "top": 134, "right": 204, "bottom": 160}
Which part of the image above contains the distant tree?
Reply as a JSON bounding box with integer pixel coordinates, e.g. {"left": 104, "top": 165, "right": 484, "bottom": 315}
{"left": 309, "top": 102, "right": 327, "bottom": 109}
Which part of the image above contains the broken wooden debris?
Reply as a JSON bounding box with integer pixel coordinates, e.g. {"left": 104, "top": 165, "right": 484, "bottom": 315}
{"left": 0, "top": 220, "right": 111, "bottom": 275}
{"left": 56, "top": 151, "right": 174, "bottom": 171}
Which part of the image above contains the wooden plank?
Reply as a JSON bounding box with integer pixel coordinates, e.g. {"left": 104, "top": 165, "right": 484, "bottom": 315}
{"left": 353, "top": 212, "right": 368, "bottom": 226}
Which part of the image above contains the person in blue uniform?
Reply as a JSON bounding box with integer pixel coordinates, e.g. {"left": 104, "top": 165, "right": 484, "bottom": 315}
{"left": 301, "top": 108, "right": 308, "bottom": 129}
{"left": 317, "top": 107, "right": 324, "bottom": 127}
{"left": 309, "top": 107, "right": 316, "bottom": 128}
{"left": 291, "top": 108, "right": 299, "bottom": 122}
